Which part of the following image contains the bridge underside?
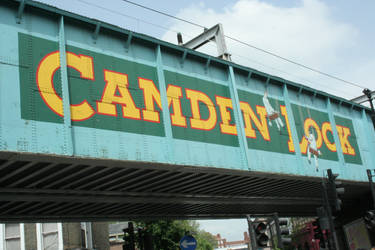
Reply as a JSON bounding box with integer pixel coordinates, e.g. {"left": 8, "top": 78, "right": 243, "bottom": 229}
{"left": 0, "top": 151, "right": 369, "bottom": 222}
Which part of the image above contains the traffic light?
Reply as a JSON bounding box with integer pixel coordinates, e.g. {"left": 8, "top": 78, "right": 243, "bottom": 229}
{"left": 278, "top": 218, "right": 292, "bottom": 246}
{"left": 364, "top": 210, "right": 375, "bottom": 229}
{"left": 253, "top": 222, "right": 269, "bottom": 247}
{"left": 137, "top": 227, "right": 144, "bottom": 250}
{"left": 123, "top": 222, "right": 135, "bottom": 250}
{"left": 312, "top": 219, "right": 322, "bottom": 239}
{"left": 327, "top": 169, "right": 345, "bottom": 211}
{"left": 312, "top": 219, "right": 325, "bottom": 248}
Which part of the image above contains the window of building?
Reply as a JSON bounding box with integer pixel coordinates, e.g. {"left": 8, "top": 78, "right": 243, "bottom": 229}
{"left": 0, "top": 223, "right": 25, "bottom": 250}
{"left": 80, "top": 222, "right": 93, "bottom": 249}
{"left": 36, "top": 223, "right": 63, "bottom": 250}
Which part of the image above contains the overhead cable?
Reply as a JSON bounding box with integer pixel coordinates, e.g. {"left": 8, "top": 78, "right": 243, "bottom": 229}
{"left": 118, "top": 0, "right": 366, "bottom": 89}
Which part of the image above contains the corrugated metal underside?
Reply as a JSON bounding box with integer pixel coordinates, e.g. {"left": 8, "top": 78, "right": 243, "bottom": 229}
{"left": 0, "top": 152, "right": 368, "bottom": 222}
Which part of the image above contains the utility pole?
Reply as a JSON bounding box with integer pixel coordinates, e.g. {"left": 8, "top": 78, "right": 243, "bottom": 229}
{"left": 351, "top": 88, "right": 375, "bottom": 129}
{"left": 363, "top": 89, "right": 375, "bottom": 129}
{"left": 322, "top": 181, "right": 338, "bottom": 249}
{"left": 367, "top": 169, "right": 375, "bottom": 209}
{"left": 246, "top": 215, "right": 257, "bottom": 250}
{"left": 322, "top": 169, "right": 344, "bottom": 250}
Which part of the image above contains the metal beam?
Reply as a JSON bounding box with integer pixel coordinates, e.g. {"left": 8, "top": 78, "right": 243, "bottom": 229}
{"left": 8, "top": 163, "right": 54, "bottom": 188}
{"left": 182, "top": 174, "right": 236, "bottom": 194}
{"left": 92, "top": 21, "right": 101, "bottom": 42}
{"left": 15, "top": 202, "right": 48, "bottom": 215}
{"left": 16, "top": 0, "right": 25, "bottom": 24}
{"left": 182, "top": 23, "right": 231, "bottom": 61}
{"left": 132, "top": 171, "right": 185, "bottom": 192}
{"left": 0, "top": 162, "right": 35, "bottom": 183}
{"left": 107, "top": 169, "right": 158, "bottom": 191}
{"left": 283, "top": 84, "right": 303, "bottom": 171}
{"left": 327, "top": 98, "right": 345, "bottom": 165}
{"left": 228, "top": 66, "right": 251, "bottom": 169}
{"left": 26, "top": 164, "right": 77, "bottom": 188}
{"left": 160, "top": 173, "right": 214, "bottom": 193}
{"left": 77, "top": 168, "right": 132, "bottom": 190}
{"left": 351, "top": 90, "right": 375, "bottom": 104}
{"left": 1, "top": 202, "right": 28, "bottom": 214}
{"left": 151, "top": 173, "right": 198, "bottom": 192}
{"left": 156, "top": 45, "right": 175, "bottom": 162}
{"left": 92, "top": 169, "right": 146, "bottom": 191}
{"left": 185, "top": 175, "right": 238, "bottom": 194}
{"left": 125, "top": 32, "right": 133, "bottom": 50}
{"left": 0, "top": 191, "right": 322, "bottom": 206}
{"left": 58, "top": 16, "right": 74, "bottom": 156}
{"left": 120, "top": 171, "right": 170, "bottom": 191}
{"left": 43, "top": 165, "right": 91, "bottom": 189}
{"left": 60, "top": 167, "right": 110, "bottom": 189}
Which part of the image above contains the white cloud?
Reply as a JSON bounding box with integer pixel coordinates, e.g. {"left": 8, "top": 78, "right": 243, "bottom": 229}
{"left": 162, "top": 0, "right": 368, "bottom": 100}
{"left": 197, "top": 219, "right": 248, "bottom": 242}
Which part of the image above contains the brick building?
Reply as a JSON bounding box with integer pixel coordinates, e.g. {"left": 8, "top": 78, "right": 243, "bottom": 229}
{"left": 215, "top": 232, "right": 250, "bottom": 250}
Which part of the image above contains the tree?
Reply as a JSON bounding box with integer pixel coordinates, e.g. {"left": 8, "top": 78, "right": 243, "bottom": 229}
{"left": 135, "top": 220, "right": 217, "bottom": 250}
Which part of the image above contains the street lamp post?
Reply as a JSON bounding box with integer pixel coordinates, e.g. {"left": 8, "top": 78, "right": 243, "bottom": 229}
{"left": 363, "top": 88, "right": 375, "bottom": 130}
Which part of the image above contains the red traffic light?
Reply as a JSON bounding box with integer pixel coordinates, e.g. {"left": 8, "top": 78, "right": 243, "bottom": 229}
{"left": 254, "top": 222, "right": 267, "bottom": 234}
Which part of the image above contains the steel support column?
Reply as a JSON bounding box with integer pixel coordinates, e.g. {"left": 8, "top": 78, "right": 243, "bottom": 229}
{"left": 58, "top": 16, "right": 74, "bottom": 156}
{"left": 156, "top": 45, "right": 174, "bottom": 163}
{"left": 282, "top": 84, "right": 303, "bottom": 173}
{"left": 228, "top": 66, "right": 251, "bottom": 170}
{"left": 326, "top": 98, "right": 345, "bottom": 166}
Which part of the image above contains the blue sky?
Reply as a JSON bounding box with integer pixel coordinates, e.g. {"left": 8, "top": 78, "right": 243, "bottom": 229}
{"left": 34, "top": 0, "right": 375, "bottom": 241}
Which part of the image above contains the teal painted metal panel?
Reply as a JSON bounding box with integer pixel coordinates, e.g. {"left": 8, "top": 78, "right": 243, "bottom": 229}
{"left": 0, "top": 1, "right": 374, "bottom": 182}
{"left": 59, "top": 16, "right": 74, "bottom": 156}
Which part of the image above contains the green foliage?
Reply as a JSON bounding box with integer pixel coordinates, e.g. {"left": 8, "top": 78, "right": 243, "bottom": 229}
{"left": 135, "top": 220, "right": 217, "bottom": 250}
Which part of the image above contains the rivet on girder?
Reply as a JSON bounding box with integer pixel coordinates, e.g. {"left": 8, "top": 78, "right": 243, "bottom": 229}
{"left": 16, "top": 0, "right": 26, "bottom": 24}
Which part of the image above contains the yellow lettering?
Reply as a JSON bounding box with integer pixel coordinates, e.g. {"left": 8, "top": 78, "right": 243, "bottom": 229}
{"left": 240, "top": 102, "right": 270, "bottom": 141}
{"left": 96, "top": 69, "right": 141, "bottom": 119}
{"left": 36, "top": 51, "right": 95, "bottom": 121}
{"left": 139, "top": 78, "right": 162, "bottom": 123}
{"left": 322, "top": 122, "right": 336, "bottom": 152}
{"left": 280, "top": 105, "right": 295, "bottom": 152}
{"left": 336, "top": 125, "right": 355, "bottom": 155}
{"left": 215, "top": 96, "right": 237, "bottom": 135}
{"left": 300, "top": 118, "right": 322, "bottom": 154}
{"left": 167, "top": 85, "right": 187, "bottom": 127}
{"left": 185, "top": 89, "right": 217, "bottom": 130}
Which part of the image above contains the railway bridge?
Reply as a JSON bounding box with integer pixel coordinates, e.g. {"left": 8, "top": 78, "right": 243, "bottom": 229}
{"left": 0, "top": 0, "right": 373, "bottom": 222}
